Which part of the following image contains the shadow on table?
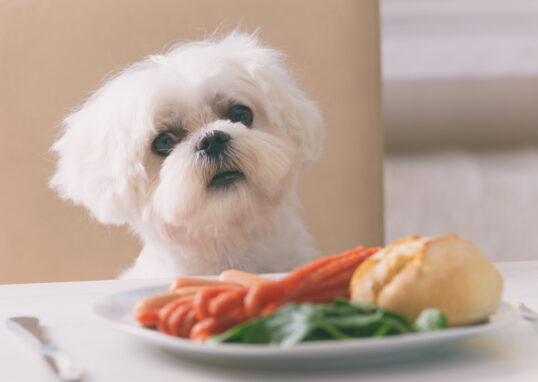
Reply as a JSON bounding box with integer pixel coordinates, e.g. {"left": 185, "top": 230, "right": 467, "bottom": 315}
{"left": 133, "top": 336, "right": 507, "bottom": 381}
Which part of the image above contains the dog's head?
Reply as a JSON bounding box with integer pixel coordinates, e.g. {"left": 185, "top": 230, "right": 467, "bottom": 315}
{"left": 50, "top": 32, "right": 323, "bottom": 255}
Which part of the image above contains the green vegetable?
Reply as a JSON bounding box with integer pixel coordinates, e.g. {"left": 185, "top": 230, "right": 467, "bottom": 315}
{"left": 209, "top": 299, "right": 447, "bottom": 346}
{"left": 413, "top": 308, "right": 448, "bottom": 332}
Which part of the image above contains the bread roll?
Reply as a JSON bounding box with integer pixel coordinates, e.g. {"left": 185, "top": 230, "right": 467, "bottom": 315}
{"left": 350, "top": 234, "right": 503, "bottom": 326}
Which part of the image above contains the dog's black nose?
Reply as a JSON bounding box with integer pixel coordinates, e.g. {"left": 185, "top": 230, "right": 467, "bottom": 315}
{"left": 196, "top": 130, "right": 231, "bottom": 156}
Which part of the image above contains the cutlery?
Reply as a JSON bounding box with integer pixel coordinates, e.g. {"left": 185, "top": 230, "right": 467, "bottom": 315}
{"left": 6, "top": 316, "right": 83, "bottom": 381}
{"left": 511, "top": 301, "right": 538, "bottom": 328}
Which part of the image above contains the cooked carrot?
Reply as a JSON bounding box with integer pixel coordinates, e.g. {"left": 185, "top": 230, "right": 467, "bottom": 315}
{"left": 215, "top": 307, "right": 249, "bottom": 333}
{"left": 134, "top": 293, "right": 189, "bottom": 327}
{"left": 260, "top": 301, "right": 282, "bottom": 316}
{"left": 248, "top": 247, "right": 379, "bottom": 315}
{"left": 192, "top": 287, "right": 235, "bottom": 321}
{"left": 288, "top": 247, "right": 379, "bottom": 301}
{"left": 277, "top": 247, "right": 366, "bottom": 293}
{"left": 289, "top": 259, "right": 364, "bottom": 300}
{"left": 309, "top": 266, "right": 356, "bottom": 289}
{"left": 306, "top": 249, "right": 370, "bottom": 284}
{"left": 209, "top": 288, "right": 247, "bottom": 317}
{"left": 247, "top": 256, "right": 346, "bottom": 314}
{"left": 135, "top": 292, "right": 186, "bottom": 312}
{"left": 219, "top": 269, "right": 269, "bottom": 287}
{"left": 171, "top": 284, "right": 242, "bottom": 297}
{"left": 143, "top": 245, "right": 381, "bottom": 342}
{"left": 190, "top": 318, "right": 215, "bottom": 342}
{"left": 167, "top": 301, "right": 193, "bottom": 337}
{"left": 244, "top": 281, "right": 285, "bottom": 316}
{"left": 169, "top": 277, "right": 241, "bottom": 292}
{"left": 190, "top": 308, "right": 248, "bottom": 340}
{"left": 158, "top": 298, "right": 192, "bottom": 335}
{"left": 287, "top": 275, "right": 352, "bottom": 303}
{"left": 179, "top": 310, "right": 197, "bottom": 338}
{"left": 135, "top": 310, "right": 160, "bottom": 328}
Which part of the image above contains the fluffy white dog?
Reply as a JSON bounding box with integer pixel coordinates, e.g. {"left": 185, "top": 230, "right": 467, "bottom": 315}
{"left": 50, "top": 32, "right": 324, "bottom": 279}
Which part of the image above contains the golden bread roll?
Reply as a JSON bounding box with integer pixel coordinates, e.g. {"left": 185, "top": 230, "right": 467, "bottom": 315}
{"left": 350, "top": 234, "right": 503, "bottom": 326}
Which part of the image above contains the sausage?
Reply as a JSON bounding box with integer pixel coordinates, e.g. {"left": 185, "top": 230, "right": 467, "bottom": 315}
{"left": 218, "top": 269, "right": 269, "bottom": 288}
{"left": 134, "top": 293, "right": 189, "bottom": 327}
{"left": 169, "top": 277, "right": 241, "bottom": 292}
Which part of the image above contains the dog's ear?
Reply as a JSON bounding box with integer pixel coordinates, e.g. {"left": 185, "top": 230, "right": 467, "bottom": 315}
{"left": 271, "top": 78, "right": 324, "bottom": 166}
{"left": 50, "top": 72, "right": 149, "bottom": 225}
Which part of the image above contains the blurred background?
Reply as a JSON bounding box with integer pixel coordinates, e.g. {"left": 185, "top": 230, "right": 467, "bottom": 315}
{"left": 382, "top": 0, "right": 538, "bottom": 261}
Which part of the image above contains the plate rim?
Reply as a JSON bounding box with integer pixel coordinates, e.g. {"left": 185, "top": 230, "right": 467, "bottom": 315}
{"left": 91, "top": 282, "right": 521, "bottom": 358}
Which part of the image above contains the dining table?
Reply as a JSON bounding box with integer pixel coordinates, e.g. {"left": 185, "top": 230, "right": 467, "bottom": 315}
{"left": 1, "top": 260, "right": 537, "bottom": 382}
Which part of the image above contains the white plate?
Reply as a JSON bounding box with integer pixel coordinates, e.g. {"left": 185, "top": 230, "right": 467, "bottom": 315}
{"left": 92, "top": 283, "right": 520, "bottom": 367}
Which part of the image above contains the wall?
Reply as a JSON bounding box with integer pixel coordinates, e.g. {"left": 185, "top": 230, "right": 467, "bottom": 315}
{"left": 382, "top": 0, "right": 538, "bottom": 260}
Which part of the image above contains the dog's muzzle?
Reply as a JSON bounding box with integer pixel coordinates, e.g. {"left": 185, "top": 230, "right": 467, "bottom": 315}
{"left": 198, "top": 130, "right": 245, "bottom": 189}
{"left": 196, "top": 130, "right": 230, "bottom": 158}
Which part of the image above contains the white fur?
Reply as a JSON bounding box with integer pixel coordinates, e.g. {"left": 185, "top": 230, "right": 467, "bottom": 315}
{"left": 50, "top": 32, "right": 324, "bottom": 279}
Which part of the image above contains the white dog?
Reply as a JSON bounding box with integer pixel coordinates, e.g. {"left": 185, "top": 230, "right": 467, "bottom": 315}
{"left": 50, "top": 32, "right": 324, "bottom": 279}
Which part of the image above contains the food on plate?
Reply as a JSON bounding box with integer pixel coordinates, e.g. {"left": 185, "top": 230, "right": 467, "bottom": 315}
{"left": 210, "top": 299, "right": 447, "bottom": 346}
{"left": 218, "top": 269, "right": 268, "bottom": 287}
{"left": 168, "top": 277, "right": 242, "bottom": 292}
{"left": 135, "top": 278, "right": 243, "bottom": 326}
{"left": 133, "top": 233, "right": 503, "bottom": 344}
{"left": 135, "top": 293, "right": 192, "bottom": 327}
{"left": 243, "top": 245, "right": 379, "bottom": 316}
{"left": 350, "top": 234, "right": 503, "bottom": 326}
{"left": 134, "top": 245, "right": 379, "bottom": 341}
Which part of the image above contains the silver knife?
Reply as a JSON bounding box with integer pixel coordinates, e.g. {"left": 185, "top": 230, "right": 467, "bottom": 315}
{"left": 6, "top": 316, "right": 83, "bottom": 381}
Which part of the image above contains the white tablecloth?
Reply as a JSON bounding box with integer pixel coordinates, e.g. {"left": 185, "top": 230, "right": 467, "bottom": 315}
{"left": 1, "top": 261, "right": 537, "bottom": 382}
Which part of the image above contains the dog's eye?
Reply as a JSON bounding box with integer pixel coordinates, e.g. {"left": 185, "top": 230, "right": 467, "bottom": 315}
{"left": 152, "top": 131, "right": 180, "bottom": 157}
{"left": 227, "top": 105, "right": 253, "bottom": 127}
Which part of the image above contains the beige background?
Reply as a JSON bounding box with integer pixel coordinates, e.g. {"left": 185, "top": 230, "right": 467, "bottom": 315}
{"left": 0, "top": 0, "right": 383, "bottom": 284}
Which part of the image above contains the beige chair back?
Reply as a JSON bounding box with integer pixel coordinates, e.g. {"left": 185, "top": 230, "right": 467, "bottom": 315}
{"left": 0, "top": 0, "right": 383, "bottom": 283}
